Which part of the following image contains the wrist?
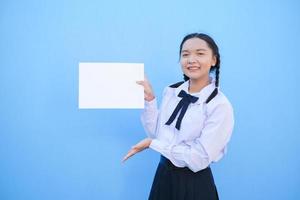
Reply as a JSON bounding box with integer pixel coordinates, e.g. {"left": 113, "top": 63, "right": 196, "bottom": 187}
{"left": 145, "top": 95, "right": 155, "bottom": 102}
{"left": 147, "top": 139, "right": 152, "bottom": 148}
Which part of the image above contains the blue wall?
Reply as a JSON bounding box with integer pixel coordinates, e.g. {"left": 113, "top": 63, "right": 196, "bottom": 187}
{"left": 1, "top": 0, "right": 299, "bottom": 199}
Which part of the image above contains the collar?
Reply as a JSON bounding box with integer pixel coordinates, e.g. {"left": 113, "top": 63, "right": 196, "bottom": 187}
{"left": 174, "top": 77, "right": 216, "bottom": 105}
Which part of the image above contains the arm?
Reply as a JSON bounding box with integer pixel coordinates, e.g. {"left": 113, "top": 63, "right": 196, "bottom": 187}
{"left": 141, "top": 86, "right": 169, "bottom": 138}
{"left": 136, "top": 75, "right": 158, "bottom": 138}
{"left": 141, "top": 98, "right": 159, "bottom": 138}
{"left": 149, "top": 102, "right": 234, "bottom": 172}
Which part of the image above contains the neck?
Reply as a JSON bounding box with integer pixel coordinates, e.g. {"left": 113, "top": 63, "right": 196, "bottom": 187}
{"left": 188, "top": 76, "right": 210, "bottom": 93}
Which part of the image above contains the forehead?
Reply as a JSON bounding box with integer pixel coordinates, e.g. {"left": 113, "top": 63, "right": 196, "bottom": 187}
{"left": 182, "top": 38, "right": 210, "bottom": 50}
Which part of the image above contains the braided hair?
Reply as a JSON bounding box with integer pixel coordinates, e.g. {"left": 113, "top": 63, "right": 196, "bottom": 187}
{"left": 179, "top": 33, "right": 221, "bottom": 89}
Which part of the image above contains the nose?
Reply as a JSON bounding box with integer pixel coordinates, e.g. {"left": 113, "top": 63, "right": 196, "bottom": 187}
{"left": 187, "top": 55, "right": 196, "bottom": 64}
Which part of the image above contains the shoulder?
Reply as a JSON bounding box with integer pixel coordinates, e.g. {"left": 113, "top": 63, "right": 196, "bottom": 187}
{"left": 206, "top": 90, "right": 234, "bottom": 117}
{"left": 161, "top": 81, "right": 184, "bottom": 96}
{"left": 168, "top": 81, "right": 184, "bottom": 88}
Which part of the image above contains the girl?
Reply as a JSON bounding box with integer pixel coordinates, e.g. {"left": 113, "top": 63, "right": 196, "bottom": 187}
{"left": 123, "top": 33, "right": 234, "bottom": 200}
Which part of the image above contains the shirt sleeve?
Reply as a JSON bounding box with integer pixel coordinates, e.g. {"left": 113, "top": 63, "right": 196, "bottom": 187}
{"left": 149, "top": 102, "right": 234, "bottom": 172}
{"left": 141, "top": 87, "right": 169, "bottom": 138}
{"left": 141, "top": 98, "right": 159, "bottom": 138}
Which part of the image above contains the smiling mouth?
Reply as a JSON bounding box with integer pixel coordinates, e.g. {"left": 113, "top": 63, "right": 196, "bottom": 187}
{"left": 187, "top": 66, "right": 201, "bottom": 71}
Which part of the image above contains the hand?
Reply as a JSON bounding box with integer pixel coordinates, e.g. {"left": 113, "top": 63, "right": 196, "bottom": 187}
{"left": 136, "top": 75, "right": 155, "bottom": 102}
{"left": 122, "top": 138, "right": 152, "bottom": 163}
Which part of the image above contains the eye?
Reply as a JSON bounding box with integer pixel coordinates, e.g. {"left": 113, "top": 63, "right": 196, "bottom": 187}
{"left": 182, "top": 53, "right": 189, "bottom": 57}
{"left": 197, "top": 53, "right": 205, "bottom": 56}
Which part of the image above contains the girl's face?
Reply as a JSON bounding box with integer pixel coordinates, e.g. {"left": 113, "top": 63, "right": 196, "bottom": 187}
{"left": 180, "top": 38, "right": 216, "bottom": 81}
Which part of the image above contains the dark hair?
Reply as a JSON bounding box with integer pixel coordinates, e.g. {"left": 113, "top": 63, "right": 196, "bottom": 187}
{"left": 179, "top": 33, "right": 220, "bottom": 88}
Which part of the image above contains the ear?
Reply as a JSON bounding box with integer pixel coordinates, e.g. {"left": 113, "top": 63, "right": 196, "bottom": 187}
{"left": 212, "top": 55, "right": 217, "bottom": 66}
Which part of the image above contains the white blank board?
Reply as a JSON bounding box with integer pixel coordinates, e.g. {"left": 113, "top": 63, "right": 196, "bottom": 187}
{"left": 79, "top": 62, "right": 144, "bottom": 109}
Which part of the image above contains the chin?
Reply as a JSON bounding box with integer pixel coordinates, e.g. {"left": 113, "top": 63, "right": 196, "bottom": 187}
{"left": 184, "top": 73, "right": 202, "bottom": 80}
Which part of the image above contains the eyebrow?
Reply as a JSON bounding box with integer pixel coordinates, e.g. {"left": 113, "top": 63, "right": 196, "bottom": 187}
{"left": 181, "top": 49, "right": 207, "bottom": 53}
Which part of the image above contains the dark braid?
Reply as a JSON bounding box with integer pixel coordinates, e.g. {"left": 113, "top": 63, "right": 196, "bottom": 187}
{"left": 212, "top": 51, "right": 221, "bottom": 88}
{"left": 215, "top": 65, "right": 220, "bottom": 88}
{"left": 179, "top": 33, "right": 221, "bottom": 89}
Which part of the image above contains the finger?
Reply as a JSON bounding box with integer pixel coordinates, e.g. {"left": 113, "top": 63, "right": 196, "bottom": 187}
{"left": 136, "top": 81, "right": 145, "bottom": 86}
{"left": 122, "top": 152, "right": 133, "bottom": 163}
{"left": 122, "top": 149, "right": 136, "bottom": 162}
{"left": 122, "top": 154, "right": 130, "bottom": 162}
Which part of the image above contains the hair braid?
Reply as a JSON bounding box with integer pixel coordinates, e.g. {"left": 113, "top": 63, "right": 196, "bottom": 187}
{"left": 215, "top": 63, "right": 220, "bottom": 88}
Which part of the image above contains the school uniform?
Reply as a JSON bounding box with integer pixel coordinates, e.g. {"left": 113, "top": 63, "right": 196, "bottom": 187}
{"left": 141, "top": 77, "right": 234, "bottom": 200}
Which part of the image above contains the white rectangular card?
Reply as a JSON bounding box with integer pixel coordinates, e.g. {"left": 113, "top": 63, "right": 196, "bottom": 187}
{"left": 79, "top": 62, "right": 144, "bottom": 109}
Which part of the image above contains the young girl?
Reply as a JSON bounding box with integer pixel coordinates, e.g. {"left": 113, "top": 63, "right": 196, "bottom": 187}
{"left": 123, "top": 33, "right": 234, "bottom": 200}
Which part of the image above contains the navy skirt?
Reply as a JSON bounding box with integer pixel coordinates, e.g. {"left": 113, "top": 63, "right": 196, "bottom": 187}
{"left": 148, "top": 156, "right": 219, "bottom": 200}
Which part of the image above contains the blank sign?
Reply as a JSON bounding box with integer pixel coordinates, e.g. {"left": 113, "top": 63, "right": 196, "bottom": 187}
{"left": 79, "top": 62, "right": 144, "bottom": 109}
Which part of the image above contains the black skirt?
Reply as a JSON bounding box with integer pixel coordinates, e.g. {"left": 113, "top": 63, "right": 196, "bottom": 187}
{"left": 148, "top": 155, "right": 219, "bottom": 200}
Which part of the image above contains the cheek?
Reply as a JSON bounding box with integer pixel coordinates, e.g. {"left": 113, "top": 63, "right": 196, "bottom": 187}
{"left": 199, "top": 57, "right": 213, "bottom": 66}
{"left": 180, "top": 59, "right": 187, "bottom": 68}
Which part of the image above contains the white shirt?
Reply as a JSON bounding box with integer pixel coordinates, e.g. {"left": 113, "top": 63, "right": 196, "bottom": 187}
{"left": 141, "top": 78, "right": 234, "bottom": 172}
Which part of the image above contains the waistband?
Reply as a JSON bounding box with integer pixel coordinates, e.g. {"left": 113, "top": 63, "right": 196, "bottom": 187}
{"left": 159, "top": 155, "right": 210, "bottom": 172}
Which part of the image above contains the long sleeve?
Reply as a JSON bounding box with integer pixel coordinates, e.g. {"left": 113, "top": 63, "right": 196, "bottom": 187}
{"left": 141, "top": 98, "right": 159, "bottom": 138}
{"left": 149, "top": 102, "right": 234, "bottom": 172}
{"left": 141, "top": 87, "right": 170, "bottom": 138}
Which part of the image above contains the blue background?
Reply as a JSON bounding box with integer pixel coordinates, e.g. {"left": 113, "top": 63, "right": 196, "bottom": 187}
{"left": 1, "top": 0, "right": 299, "bottom": 199}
